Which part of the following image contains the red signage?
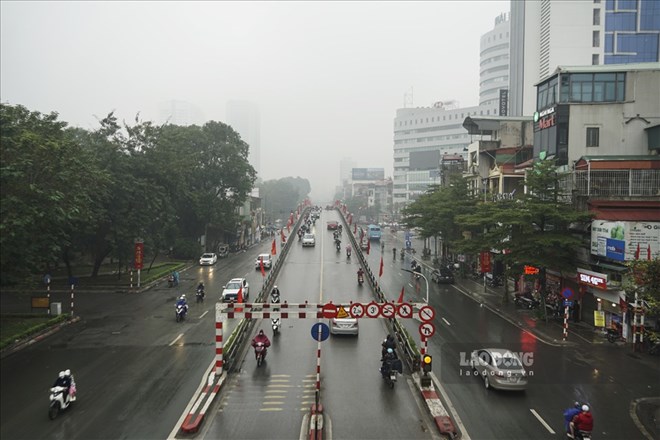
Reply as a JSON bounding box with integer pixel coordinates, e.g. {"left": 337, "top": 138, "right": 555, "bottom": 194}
{"left": 537, "top": 114, "right": 556, "bottom": 130}
{"left": 321, "top": 303, "right": 338, "bottom": 319}
{"left": 480, "top": 251, "right": 491, "bottom": 273}
{"left": 577, "top": 269, "right": 607, "bottom": 290}
{"left": 134, "top": 242, "right": 144, "bottom": 270}
{"left": 524, "top": 265, "right": 539, "bottom": 275}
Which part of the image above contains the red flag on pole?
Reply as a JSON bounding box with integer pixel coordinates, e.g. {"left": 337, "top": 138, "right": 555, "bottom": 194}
{"left": 648, "top": 244, "right": 652, "bottom": 260}
{"left": 367, "top": 240, "right": 370, "bottom": 255}
{"left": 260, "top": 258, "right": 265, "bottom": 277}
{"left": 271, "top": 239, "right": 277, "bottom": 255}
{"left": 280, "top": 229, "right": 285, "bottom": 242}
{"left": 635, "top": 243, "right": 640, "bottom": 260}
{"left": 236, "top": 286, "right": 244, "bottom": 312}
{"left": 379, "top": 256, "right": 384, "bottom": 277}
{"left": 397, "top": 286, "right": 405, "bottom": 303}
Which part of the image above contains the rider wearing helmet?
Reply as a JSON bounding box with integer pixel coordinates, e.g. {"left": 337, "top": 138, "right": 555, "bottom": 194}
{"left": 53, "top": 370, "right": 72, "bottom": 401}
{"left": 176, "top": 294, "right": 188, "bottom": 312}
{"left": 270, "top": 285, "right": 281, "bottom": 303}
{"left": 380, "top": 348, "right": 397, "bottom": 378}
{"left": 251, "top": 329, "right": 272, "bottom": 359}
{"left": 570, "top": 405, "right": 594, "bottom": 438}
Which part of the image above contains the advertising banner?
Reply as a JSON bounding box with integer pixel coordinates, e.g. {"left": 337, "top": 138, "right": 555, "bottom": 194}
{"left": 594, "top": 311, "right": 605, "bottom": 328}
{"left": 590, "top": 220, "right": 660, "bottom": 261}
{"left": 352, "top": 168, "right": 385, "bottom": 181}
{"left": 134, "top": 242, "right": 144, "bottom": 270}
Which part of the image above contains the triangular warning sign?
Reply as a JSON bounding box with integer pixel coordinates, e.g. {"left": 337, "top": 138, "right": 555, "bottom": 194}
{"left": 336, "top": 306, "right": 349, "bottom": 319}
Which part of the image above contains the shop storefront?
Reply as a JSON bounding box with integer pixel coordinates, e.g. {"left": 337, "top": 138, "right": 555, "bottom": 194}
{"left": 578, "top": 268, "right": 625, "bottom": 333}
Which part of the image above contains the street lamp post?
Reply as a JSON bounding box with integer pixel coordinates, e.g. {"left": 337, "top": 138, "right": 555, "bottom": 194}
{"left": 402, "top": 269, "right": 429, "bottom": 304}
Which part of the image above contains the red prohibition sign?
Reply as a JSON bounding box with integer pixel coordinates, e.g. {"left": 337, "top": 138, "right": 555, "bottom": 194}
{"left": 366, "top": 302, "right": 380, "bottom": 318}
{"left": 397, "top": 303, "right": 413, "bottom": 319}
{"left": 419, "top": 322, "right": 436, "bottom": 338}
{"left": 350, "top": 303, "right": 365, "bottom": 319}
{"left": 418, "top": 305, "right": 435, "bottom": 322}
{"left": 381, "top": 303, "right": 395, "bottom": 318}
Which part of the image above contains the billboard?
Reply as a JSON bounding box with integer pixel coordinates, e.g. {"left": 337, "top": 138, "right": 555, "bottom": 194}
{"left": 352, "top": 168, "right": 384, "bottom": 181}
{"left": 591, "top": 220, "right": 660, "bottom": 261}
{"left": 409, "top": 150, "right": 440, "bottom": 171}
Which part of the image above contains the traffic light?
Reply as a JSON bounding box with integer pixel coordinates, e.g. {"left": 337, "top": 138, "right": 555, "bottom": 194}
{"left": 422, "top": 354, "right": 432, "bottom": 374}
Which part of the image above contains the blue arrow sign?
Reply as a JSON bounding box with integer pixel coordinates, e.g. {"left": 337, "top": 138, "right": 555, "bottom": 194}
{"left": 311, "top": 322, "right": 330, "bottom": 342}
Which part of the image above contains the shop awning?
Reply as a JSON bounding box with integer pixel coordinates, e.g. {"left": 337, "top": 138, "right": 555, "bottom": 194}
{"left": 592, "top": 261, "right": 628, "bottom": 272}
{"left": 588, "top": 288, "right": 624, "bottom": 304}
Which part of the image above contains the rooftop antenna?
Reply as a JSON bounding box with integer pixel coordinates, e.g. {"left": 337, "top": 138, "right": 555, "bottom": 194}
{"left": 404, "top": 87, "right": 413, "bottom": 108}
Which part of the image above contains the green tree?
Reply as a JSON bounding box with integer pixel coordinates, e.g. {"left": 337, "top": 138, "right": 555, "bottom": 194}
{"left": 0, "top": 104, "right": 108, "bottom": 284}
{"left": 260, "top": 177, "right": 310, "bottom": 223}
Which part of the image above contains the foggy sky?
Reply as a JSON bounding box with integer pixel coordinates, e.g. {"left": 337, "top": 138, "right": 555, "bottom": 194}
{"left": 1, "top": 1, "right": 508, "bottom": 202}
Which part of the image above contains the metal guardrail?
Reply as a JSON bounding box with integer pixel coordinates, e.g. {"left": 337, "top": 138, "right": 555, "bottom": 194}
{"left": 336, "top": 209, "right": 421, "bottom": 372}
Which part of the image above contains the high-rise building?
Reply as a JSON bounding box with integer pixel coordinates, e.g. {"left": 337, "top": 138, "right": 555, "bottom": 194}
{"left": 159, "top": 100, "right": 204, "bottom": 126}
{"left": 509, "top": 0, "right": 660, "bottom": 117}
{"left": 604, "top": 0, "right": 660, "bottom": 64}
{"left": 480, "top": 12, "right": 511, "bottom": 109}
{"left": 226, "top": 100, "right": 261, "bottom": 177}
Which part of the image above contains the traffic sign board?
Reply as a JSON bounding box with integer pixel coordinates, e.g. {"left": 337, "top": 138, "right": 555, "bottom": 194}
{"left": 311, "top": 322, "right": 330, "bottom": 341}
{"left": 397, "top": 303, "right": 412, "bottom": 319}
{"left": 419, "top": 322, "right": 436, "bottom": 338}
{"left": 418, "top": 305, "right": 435, "bottom": 322}
{"left": 381, "top": 303, "right": 395, "bottom": 319}
{"left": 336, "top": 306, "right": 349, "bottom": 319}
{"left": 563, "top": 300, "right": 574, "bottom": 307}
{"left": 561, "top": 288, "right": 574, "bottom": 299}
{"left": 321, "top": 303, "right": 338, "bottom": 319}
{"left": 366, "top": 302, "right": 380, "bottom": 318}
{"left": 350, "top": 303, "right": 365, "bottom": 318}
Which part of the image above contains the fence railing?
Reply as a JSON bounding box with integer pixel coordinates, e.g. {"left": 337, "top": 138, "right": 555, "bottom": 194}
{"left": 574, "top": 169, "right": 660, "bottom": 197}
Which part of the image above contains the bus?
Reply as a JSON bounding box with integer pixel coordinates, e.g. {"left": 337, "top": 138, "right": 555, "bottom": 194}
{"left": 367, "top": 224, "right": 381, "bottom": 240}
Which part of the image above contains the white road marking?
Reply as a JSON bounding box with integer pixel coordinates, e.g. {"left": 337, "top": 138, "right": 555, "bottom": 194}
{"left": 442, "top": 317, "right": 451, "bottom": 326}
{"left": 199, "top": 310, "right": 209, "bottom": 319}
{"left": 169, "top": 333, "right": 184, "bottom": 346}
{"left": 530, "top": 408, "right": 555, "bottom": 434}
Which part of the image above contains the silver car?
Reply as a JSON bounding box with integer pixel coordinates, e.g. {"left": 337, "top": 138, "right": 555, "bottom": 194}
{"left": 302, "top": 233, "right": 316, "bottom": 247}
{"left": 329, "top": 317, "right": 359, "bottom": 336}
{"left": 469, "top": 348, "right": 528, "bottom": 391}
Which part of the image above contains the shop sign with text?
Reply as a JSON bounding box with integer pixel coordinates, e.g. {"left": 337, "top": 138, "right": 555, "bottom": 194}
{"left": 577, "top": 268, "right": 607, "bottom": 290}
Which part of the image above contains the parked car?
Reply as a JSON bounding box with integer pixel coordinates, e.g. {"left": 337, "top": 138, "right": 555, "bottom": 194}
{"left": 469, "top": 348, "right": 528, "bottom": 391}
{"left": 217, "top": 244, "right": 229, "bottom": 258}
{"left": 327, "top": 221, "right": 338, "bottom": 230}
{"left": 221, "top": 278, "right": 249, "bottom": 302}
{"left": 199, "top": 253, "right": 218, "bottom": 266}
{"left": 431, "top": 268, "right": 455, "bottom": 284}
{"left": 255, "top": 253, "right": 273, "bottom": 270}
{"left": 302, "top": 233, "right": 316, "bottom": 247}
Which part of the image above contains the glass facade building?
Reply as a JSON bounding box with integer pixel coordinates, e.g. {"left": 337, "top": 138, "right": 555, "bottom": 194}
{"left": 605, "top": 0, "right": 660, "bottom": 63}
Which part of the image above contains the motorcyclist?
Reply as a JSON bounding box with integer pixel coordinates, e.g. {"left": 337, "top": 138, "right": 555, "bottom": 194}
{"left": 400, "top": 248, "right": 405, "bottom": 259}
{"left": 570, "top": 405, "right": 594, "bottom": 439}
{"left": 563, "top": 402, "right": 582, "bottom": 434}
{"left": 52, "top": 370, "right": 72, "bottom": 402}
{"left": 270, "top": 286, "right": 281, "bottom": 303}
{"left": 380, "top": 348, "right": 397, "bottom": 378}
{"left": 172, "top": 270, "right": 180, "bottom": 286}
{"left": 381, "top": 334, "right": 397, "bottom": 359}
{"left": 251, "top": 329, "right": 271, "bottom": 360}
{"left": 176, "top": 294, "right": 189, "bottom": 315}
{"left": 335, "top": 238, "right": 341, "bottom": 251}
{"left": 346, "top": 244, "right": 352, "bottom": 258}
{"left": 357, "top": 267, "right": 364, "bottom": 283}
{"left": 197, "top": 281, "right": 205, "bottom": 296}
{"left": 393, "top": 247, "right": 397, "bottom": 260}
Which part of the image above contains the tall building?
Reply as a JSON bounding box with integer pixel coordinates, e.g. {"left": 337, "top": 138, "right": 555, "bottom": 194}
{"left": 159, "top": 100, "right": 204, "bottom": 126}
{"left": 480, "top": 12, "right": 511, "bottom": 110}
{"left": 510, "top": 0, "right": 660, "bottom": 117}
{"left": 604, "top": 0, "right": 660, "bottom": 64}
{"left": 226, "top": 100, "right": 261, "bottom": 177}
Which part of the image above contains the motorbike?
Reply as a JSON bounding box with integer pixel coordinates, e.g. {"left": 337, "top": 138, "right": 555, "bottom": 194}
{"left": 567, "top": 430, "right": 592, "bottom": 440}
{"left": 514, "top": 293, "right": 540, "bottom": 309}
{"left": 358, "top": 273, "right": 364, "bottom": 286}
{"left": 196, "top": 288, "right": 205, "bottom": 303}
{"left": 400, "top": 249, "right": 405, "bottom": 260}
{"left": 346, "top": 248, "right": 352, "bottom": 258}
{"left": 380, "top": 358, "right": 403, "bottom": 389}
{"left": 254, "top": 342, "right": 267, "bottom": 367}
{"left": 271, "top": 318, "right": 281, "bottom": 335}
{"left": 335, "top": 241, "right": 341, "bottom": 252}
{"left": 48, "top": 381, "right": 76, "bottom": 420}
{"left": 167, "top": 275, "right": 175, "bottom": 288}
{"left": 606, "top": 328, "right": 620, "bottom": 343}
{"left": 175, "top": 303, "right": 187, "bottom": 322}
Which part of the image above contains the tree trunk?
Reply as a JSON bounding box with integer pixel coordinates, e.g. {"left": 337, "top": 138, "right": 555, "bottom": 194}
{"left": 91, "top": 247, "right": 112, "bottom": 277}
{"left": 148, "top": 249, "right": 159, "bottom": 272}
{"left": 62, "top": 247, "right": 73, "bottom": 280}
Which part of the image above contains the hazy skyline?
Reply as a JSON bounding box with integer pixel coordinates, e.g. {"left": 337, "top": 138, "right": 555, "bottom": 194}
{"left": 1, "top": 1, "right": 508, "bottom": 202}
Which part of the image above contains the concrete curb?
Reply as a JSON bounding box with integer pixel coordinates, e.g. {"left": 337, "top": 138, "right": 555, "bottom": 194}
{"left": 413, "top": 372, "right": 459, "bottom": 439}
{"left": 1, "top": 315, "right": 81, "bottom": 359}
{"left": 180, "top": 371, "right": 226, "bottom": 434}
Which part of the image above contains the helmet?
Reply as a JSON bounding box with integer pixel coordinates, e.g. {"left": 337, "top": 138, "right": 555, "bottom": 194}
{"left": 273, "top": 286, "right": 278, "bottom": 290}
{"left": 64, "top": 369, "right": 71, "bottom": 377}
{"left": 258, "top": 329, "right": 264, "bottom": 335}
{"left": 59, "top": 371, "right": 65, "bottom": 378}
{"left": 387, "top": 348, "right": 393, "bottom": 354}
{"left": 574, "top": 401, "right": 581, "bottom": 408}
{"left": 582, "top": 405, "right": 590, "bottom": 412}
{"left": 180, "top": 294, "right": 186, "bottom": 300}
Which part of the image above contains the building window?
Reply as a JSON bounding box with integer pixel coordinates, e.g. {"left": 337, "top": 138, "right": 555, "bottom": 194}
{"left": 593, "top": 30, "right": 600, "bottom": 47}
{"left": 592, "top": 54, "right": 600, "bottom": 65}
{"left": 586, "top": 127, "right": 600, "bottom": 147}
{"left": 593, "top": 8, "right": 600, "bottom": 25}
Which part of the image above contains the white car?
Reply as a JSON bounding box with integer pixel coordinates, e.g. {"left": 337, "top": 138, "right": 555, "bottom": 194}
{"left": 255, "top": 253, "right": 273, "bottom": 270}
{"left": 469, "top": 348, "right": 528, "bottom": 391}
{"left": 199, "top": 253, "right": 218, "bottom": 266}
{"left": 221, "top": 278, "right": 249, "bottom": 303}
{"left": 302, "top": 233, "right": 316, "bottom": 247}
